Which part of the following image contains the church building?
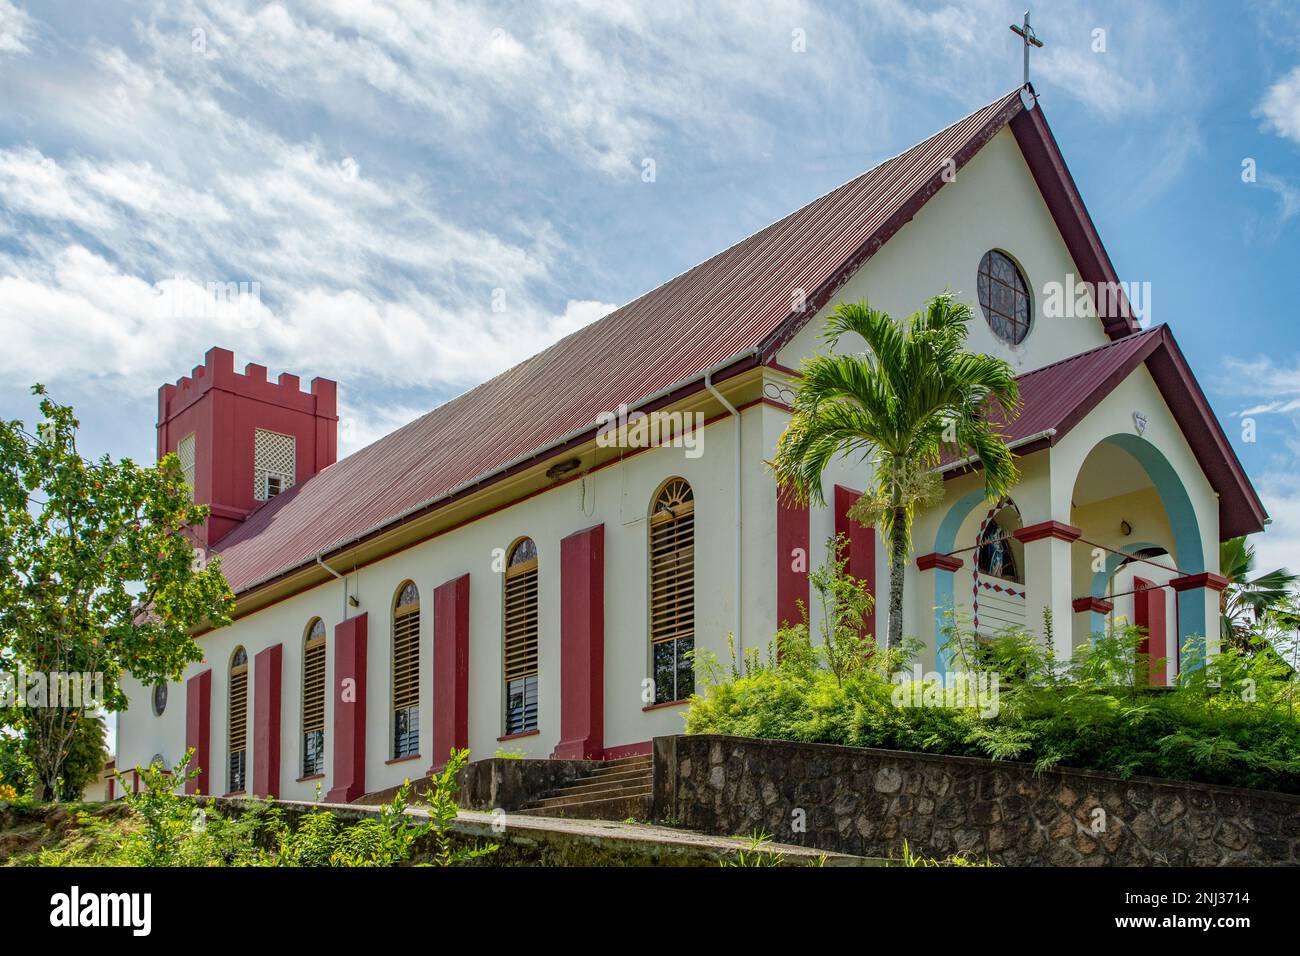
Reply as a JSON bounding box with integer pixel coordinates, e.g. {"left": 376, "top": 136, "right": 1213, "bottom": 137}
{"left": 115, "top": 86, "right": 1266, "bottom": 802}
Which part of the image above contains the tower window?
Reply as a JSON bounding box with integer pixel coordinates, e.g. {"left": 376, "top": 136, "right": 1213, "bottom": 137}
{"left": 254, "top": 428, "right": 296, "bottom": 501}
{"left": 177, "top": 433, "right": 196, "bottom": 501}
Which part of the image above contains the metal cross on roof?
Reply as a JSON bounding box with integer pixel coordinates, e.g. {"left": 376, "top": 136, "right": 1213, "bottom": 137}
{"left": 1009, "top": 10, "right": 1044, "bottom": 88}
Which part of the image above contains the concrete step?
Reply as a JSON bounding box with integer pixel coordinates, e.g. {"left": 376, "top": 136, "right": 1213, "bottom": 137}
{"left": 526, "top": 781, "right": 652, "bottom": 808}
{"left": 596, "top": 753, "right": 651, "bottom": 768}
{"left": 587, "top": 764, "right": 655, "bottom": 780}
{"left": 515, "top": 791, "right": 653, "bottom": 821}
{"left": 547, "top": 768, "right": 651, "bottom": 793}
{"left": 590, "top": 754, "right": 650, "bottom": 770}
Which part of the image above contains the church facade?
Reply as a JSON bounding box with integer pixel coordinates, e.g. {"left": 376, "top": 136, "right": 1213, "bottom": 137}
{"left": 115, "top": 86, "right": 1266, "bottom": 802}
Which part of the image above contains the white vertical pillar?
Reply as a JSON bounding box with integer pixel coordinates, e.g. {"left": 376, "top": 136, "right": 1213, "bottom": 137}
{"left": 1014, "top": 521, "right": 1081, "bottom": 661}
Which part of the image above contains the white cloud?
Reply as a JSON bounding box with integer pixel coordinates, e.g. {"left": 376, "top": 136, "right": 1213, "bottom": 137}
{"left": 1038, "top": 46, "right": 1160, "bottom": 121}
{"left": 1258, "top": 172, "right": 1300, "bottom": 223}
{"left": 1220, "top": 355, "right": 1300, "bottom": 401}
{"left": 0, "top": 0, "right": 32, "bottom": 56}
{"left": 0, "top": 147, "right": 114, "bottom": 226}
{"left": 855, "top": 0, "right": 1192, "bottom": 121}
{"left": 133, "top": 0, "right": 846, "bottom": 178}
{"left": 1252, "top": 472, "right": 1300, "bottom": 576}
{"left": 1260, "top": 64, "right": 1300, "bottom": 145}
{"left": 0, "top": 242, "right": 614, "bottom": 399}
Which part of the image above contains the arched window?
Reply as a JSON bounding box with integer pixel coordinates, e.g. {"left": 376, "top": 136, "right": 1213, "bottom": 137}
{"left": 228, "top": 647, "right": 248, "bottom": 793}
{"left": 503, "top": 537, "right": 539, "bottom": 736}
{"left": 392, "top": 582, "right": 421, "bottom": 759}
{"left": 649, "top": 478, "right": 695, "bottom": 704}
{"left": 302, "top": 618, "right": 327, "bottom": 777}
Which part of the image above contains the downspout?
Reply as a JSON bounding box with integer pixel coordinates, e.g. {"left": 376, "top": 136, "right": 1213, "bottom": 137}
{"left": 704, "top": 371, "right": 742, "bottom": 655}
{"left": 316, "top": 553, "right": 348, "bottom": 619}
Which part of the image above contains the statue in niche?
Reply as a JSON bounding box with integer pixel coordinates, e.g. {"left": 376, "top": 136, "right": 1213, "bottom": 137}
{"left": 977, "top": 516, "right": 1019, "bottom": 583}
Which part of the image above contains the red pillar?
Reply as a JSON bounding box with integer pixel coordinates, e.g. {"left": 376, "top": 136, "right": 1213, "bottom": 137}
{"left": 252, "top": 643, "right": 283, "bottom": 798}
{"left": 776, "top": 493, "right": 810, "bottom": 629}
{"left": 184, "top": 669, "right": 212, "bottom": 795}
{"left": 326, "top": 613, "right": 368, "bottom": 803}
{"left": 553, "top": 524, "right": 605, "bottom": 760}
{"left": 834, "top": 484, "right": 877, "bottom": 636}
{"left": 432, "top": 574, "right": 470, "bottom": 772}
{"left": 1133, "top": 578, "right": 1167, "bottom": 687}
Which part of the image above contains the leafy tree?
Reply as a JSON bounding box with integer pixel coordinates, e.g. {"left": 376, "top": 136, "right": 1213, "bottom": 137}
{"left": 771, "top": 295, "right": 1021, "bottom": 649}
{"left": 1219, "top": 535, "right": 1297, "bottom": 652}
{"left": 0, "top": 730, "right": 30, "bottom": 795}
{"left": 55, "top": 713, "right": 109, "bottom": 801}
{"left": 0, "top": 387, "right": 233, "bottom": 800}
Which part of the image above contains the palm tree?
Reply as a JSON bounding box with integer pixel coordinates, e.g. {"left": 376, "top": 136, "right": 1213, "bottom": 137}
{"left": 771, "top": 294, "right": 1021, "bottom": 650}
{"left": 1219, "top": 535, "right": 1297, "bottom": 652}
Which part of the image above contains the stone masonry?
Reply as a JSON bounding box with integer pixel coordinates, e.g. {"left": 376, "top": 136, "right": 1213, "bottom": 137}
{"left": 652, "top": 734, "right": 1300, "bottom": 866}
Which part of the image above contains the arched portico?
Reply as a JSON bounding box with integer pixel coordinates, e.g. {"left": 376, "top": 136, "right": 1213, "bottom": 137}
{"left": 923, "top": 429, "right": 1220, "bottom": 676}
{"left": 1072, "top": 433, "right": 1212, "bottom": 672}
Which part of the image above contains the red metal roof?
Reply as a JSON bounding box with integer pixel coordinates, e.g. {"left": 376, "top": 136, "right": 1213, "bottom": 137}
{"left": 211, "top": 87, "right": 1150, "bottom": 596}
{"left": 941, "top": 325, "right": 1267, "bottom": 539}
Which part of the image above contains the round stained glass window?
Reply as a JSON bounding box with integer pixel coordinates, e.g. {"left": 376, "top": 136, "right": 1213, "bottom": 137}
{"left": 152, "top": 682, "right": 167, "bottom": 717}
{"left": 977, "top": 250, "right": 1032, "bottom": 345}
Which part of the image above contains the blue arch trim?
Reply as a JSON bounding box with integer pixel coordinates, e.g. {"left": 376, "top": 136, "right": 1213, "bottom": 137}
{"left": 1087, "top": 541, "right": 1161, "bottom": 639}
{"left": 931, "top": 489, "right": 989, "bottom": 674}
{"left": 1096, "top": 434, "right": 1206, "bottom": 669}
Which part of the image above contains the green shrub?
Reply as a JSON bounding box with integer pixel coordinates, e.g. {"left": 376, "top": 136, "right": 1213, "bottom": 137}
{"left": 26, "top": 747, "right": 500, "bottom": 867}
{"left": 116, "top": 751, "right": 203, "bottom": 866}
{"left": 687, "top": 561, "right": 1300, "bottom": 794}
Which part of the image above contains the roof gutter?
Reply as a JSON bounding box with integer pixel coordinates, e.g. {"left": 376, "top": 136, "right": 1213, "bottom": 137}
{"left": 235, "top": 347, "right": 762, "bottom": 598}
{"left": 936, "top": 429, "right": 1058, "bottom": 475}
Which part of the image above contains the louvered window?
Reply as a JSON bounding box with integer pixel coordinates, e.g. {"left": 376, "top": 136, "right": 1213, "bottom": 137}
{"left": 392, "top": 582, "right": 420, "bottom": 759}
{"left": 503, "top": 538, "right": 539, "bottom": 736}
{"left": 228, "top": 647, "right": 248, "bottom": 793}
{"left": 649, "top": 479, "right": 695, "bottom": 704}
{"left": 302, "top": 619, "right": 327, "bottom": 777}
{"left": 253, "top": 428, "right": 296, "bottom": 501}
{"left": 177, "top": 433, "right": 196, "bottom": 500}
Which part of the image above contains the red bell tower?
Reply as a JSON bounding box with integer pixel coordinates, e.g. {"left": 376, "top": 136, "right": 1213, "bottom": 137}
{"left": 157, "top": 347, "right": 338, "bottom": 549}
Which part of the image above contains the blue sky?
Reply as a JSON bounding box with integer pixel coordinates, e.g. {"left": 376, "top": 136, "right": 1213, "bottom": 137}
{"left": 2, "top": 0, "right": 1300, "bottom": 576}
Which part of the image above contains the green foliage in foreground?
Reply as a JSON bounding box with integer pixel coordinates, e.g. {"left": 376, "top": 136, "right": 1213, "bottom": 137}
{"left": 7, "top": 748, "right": 498, "bottom": 867}
{"left": 899, "top": 839, "right": 998, "bottom": 867}
{"left": 686, "top": 610, "right": 1300, "bottom": 795}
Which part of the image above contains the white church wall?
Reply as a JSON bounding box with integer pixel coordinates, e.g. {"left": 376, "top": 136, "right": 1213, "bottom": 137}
{"left": 118, "top": 401, "right": 775, "bottom": 800}
{"left": 776, "top": 128, "right": 1114, "bottom": 378}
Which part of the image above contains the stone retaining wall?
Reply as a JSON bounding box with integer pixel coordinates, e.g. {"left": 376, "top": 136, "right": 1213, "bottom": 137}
{"left": 456, "top": 757, "right": 601, "bottom": 811}
{"left": 652, "top": 734, "right": 1300, "bottom": 866}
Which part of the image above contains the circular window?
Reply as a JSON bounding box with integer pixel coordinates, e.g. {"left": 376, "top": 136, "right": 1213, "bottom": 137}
{"left": 152, "top": 683, "right": 167, "bottom": 717}
{"left": 977, "top": 250, "right": 1031, "bottom": 345}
